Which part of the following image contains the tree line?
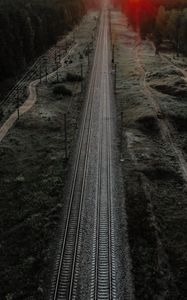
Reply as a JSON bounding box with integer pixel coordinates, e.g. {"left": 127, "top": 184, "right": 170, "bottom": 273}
{"left": 0, "top": 0, "right": 87, "bottom": 81}
{"left": 155, "top": 4, "right": 187, "bottom": 55}
{"left": 114, "top": 0, "right": 187, "bottom": 55}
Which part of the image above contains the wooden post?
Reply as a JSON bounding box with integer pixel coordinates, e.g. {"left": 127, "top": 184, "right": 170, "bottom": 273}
{"left": 92, "top": 33, "right": 94, "bottom": 48}
{"left": 56, "top": 63, "right": 59, "bottom": 82}
{"left": 81, "top": 64, "right": 83, "bottom": 92}
{"left": 121, "top": 112, "right": 123, "bottom": 146}
{"left": 120, "top": 111, "right": 124, "bottom": 161}
{"left": 64, "top": 113, "right": 68, "bottom": 160}
{"left": 39, "top": 61, "right": 42, "bottom": 84}
{"left": 109, "top": 10, "right": 112, "bottom": 42}
{"left": 73, "top": 30, "right": 75, "bottom": 43}
{"left": 81, "top": 63, "right": 83, "bottom": 77}
{"left": 17, "top": 99, "right": 20, "bottom": 120}
{"left": 16, "top": 87, "right": 21, "bottom": 119}
{"left": 58, "top": 47, "right": 61, "bottom": 61}
{"left": 45, "top": 62, "right": 48, "bottom": 83}
{"left": 54, "top": 49, "right": 57, "bottom": 64}
{"left": 42, "top": 57, "right": 48, "bottom": 83}
{"left": 114, "top": 63, "right": 117, "bottom": 93}
{"left": 88, "top": 45, "right": 90, "bottom": 66}
{"left": 112, "top": 44, "right": 114, "bottom": 63}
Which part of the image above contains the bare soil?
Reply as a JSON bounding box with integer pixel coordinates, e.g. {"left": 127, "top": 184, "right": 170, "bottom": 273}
{"left": 112, "top": 10, "right": 187, "bottom": 300}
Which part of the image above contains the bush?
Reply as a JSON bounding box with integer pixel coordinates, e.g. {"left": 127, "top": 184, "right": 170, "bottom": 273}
{"left": 0, "top": 108, "right": 4, "bottom": 120}
{"left": 53, "top": 85, "right": 72, "bottom": 96}
{"left": 66, "top": 72, "right": 83, "bottom": 82}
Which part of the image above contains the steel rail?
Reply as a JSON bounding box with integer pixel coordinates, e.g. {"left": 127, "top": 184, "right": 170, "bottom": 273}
{"left": 90, "top": 8, "right": 116, "bottom": 300}
{"left": 105, "top": 12, "right": 113, "bottom": 300}
{"left": 92, "top": 30, "right": 105, "bottom": 300}
{"left": 50, "top": 13, "right": 104, "bottom": 300}
{"left": 105, "top": 13, "right": 116, "bottom": 299}
{"left": 68, "top": 22, "right": 105, "bottom": 297}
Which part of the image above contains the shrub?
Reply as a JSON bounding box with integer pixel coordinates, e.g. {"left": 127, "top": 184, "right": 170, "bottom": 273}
{"left": 0, "top": 108, "right": 4, "bottom": 120}
{"left": 53, "top": 85, "right": 72, "bottom": 96}
{"left": 66, "top": 72, "right": 83, "bottom": 82}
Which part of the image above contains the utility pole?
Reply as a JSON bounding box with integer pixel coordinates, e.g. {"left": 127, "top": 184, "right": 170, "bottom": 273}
{"left": 109, "top": 9, "right": 112, "bottom": 42}
{"left": 112, "top": 44, "right": 114, "bottom": 63}
{"left": 56, "top": 63, "right": 59, "bottom": 82}
{"left": 16, "top": 89, "right": 20, "bottom": 120}
{"left": 58, "top": 47, "right": 61, "bottom": 61}
{"left": 54, "top": 48, "right": 60, "bottom": 82}
{"left": 114, "top": 63, "right": 117, "bottom": 93}
{"left": 176, "top": 10, "right": 183, "bottom": 58}
{"left": 45, "top": 64, "right": 48, "bottom": 83}
{"left": 87, "top": 44, "right": 90, "bottom": 67}
{"left": 54, "top": 49, "right": 57, "bottom": 63}
{"left": 43, "top": 57, "right": 48, "bottom": 83}
{"left": 121, "top": 112, "right": 123, "bottom": 147}
{"left": 39, "top": 59, "right": 42, "bottom": 84}
{"left": 65, "top": 39, "right": 68, "bottom": 53}
{"left": 15, "top": 87, "right": 22, "bottom": 120}
{"left": 81, "top": 63, "right": 83, "bottom": 92}
{"left": 120, "top": 111, "right": 124, "bottom": 162}
{"left": 73, "top": 30, "right": 75, "bottom": 43}
{"left": 54, "top": 49, "right": 57, "bottom": 64}
{"left": 64, "top": 113, "right": 68, "bottom": 161}
{"left": 92, "top": 33, "right": 94, "bottom": 49}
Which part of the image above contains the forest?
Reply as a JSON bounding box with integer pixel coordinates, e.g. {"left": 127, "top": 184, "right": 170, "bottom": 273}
{"left": 2, "top": 0, "right": 186, "bottom": 83}
{"left": 0, "top": 0, "right": 88, "bottom": 81}
{"left": 114, "top": 0, "right": 187, "bottom": 55}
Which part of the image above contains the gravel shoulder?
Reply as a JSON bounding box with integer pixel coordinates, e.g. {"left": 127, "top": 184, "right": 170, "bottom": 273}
{"left": 111, "top": 9, "right": 187, "bottom": 299}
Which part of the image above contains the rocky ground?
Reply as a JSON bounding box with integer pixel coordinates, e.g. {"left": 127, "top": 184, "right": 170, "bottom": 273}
{"left": 0, "top": 11, "right": 98, "bottom": 299}
{"left": 111, "top": 10, "right": 187, "bottom": 300}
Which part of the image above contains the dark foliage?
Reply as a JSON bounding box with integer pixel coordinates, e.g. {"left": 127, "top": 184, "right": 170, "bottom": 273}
{"left": 113, "top": 0, "right": 187, "bottom": 55}
{"left": 66, "top": 72, "right": 83, "bottom": 82}
{"left": 53, "top": 84, "right": 72, "bottom": 96}
{"left": 0, "top": 0, "right": 86, "bottom": 81}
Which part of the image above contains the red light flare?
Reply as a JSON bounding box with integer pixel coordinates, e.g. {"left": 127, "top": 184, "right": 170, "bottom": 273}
{"left": 115, "top": 0, "right": 157, "bottom": 32}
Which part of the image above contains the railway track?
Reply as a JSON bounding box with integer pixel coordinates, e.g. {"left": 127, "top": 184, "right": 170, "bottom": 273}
{"left": 50, "top": 6, "right": 116, "bottom": 300}
{"left": 50, "top": 12, "right": 105, "bottom": 300}
{"left": 90, "top": 11, "right": 116, "bottom": 300}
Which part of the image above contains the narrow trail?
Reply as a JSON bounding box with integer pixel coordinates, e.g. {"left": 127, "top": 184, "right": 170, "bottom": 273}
{"left": 0, "top": 45, "right": 77, "bottom": 143}
{"left": 134, "top": 44, "right": 161, "bottom": 116}
{"left": 135, "top": 43, "right": 187, "bottom": 184}
{"left": 160, "top": 53, "right": 187, "bottom": 82}
{"left": 149, "top": 39, "right": 187, "bottom": 81}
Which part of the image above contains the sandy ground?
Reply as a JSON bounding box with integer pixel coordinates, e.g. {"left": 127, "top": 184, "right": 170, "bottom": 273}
{"left": 0, "top": 11, "right": 98, "bottom": 299}
{"left": 111, "top": 10, "right": 187, "bottom": 300}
